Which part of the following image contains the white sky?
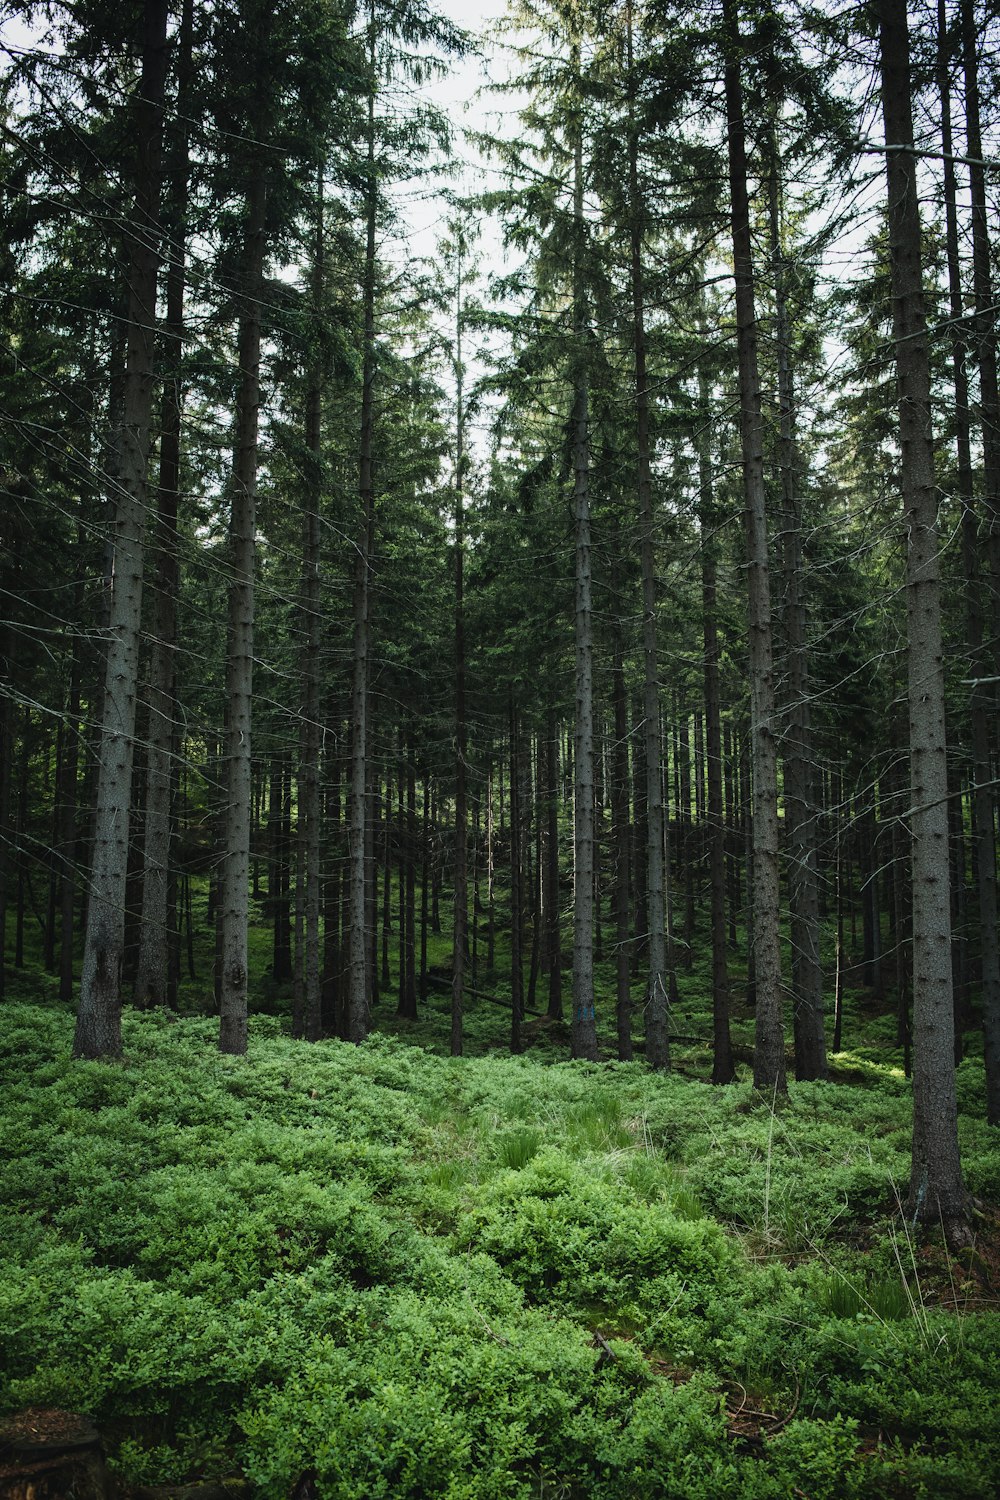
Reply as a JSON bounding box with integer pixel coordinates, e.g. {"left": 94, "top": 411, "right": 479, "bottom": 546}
{"left": 393, "top": 0, "right": 513, "bottom": 258}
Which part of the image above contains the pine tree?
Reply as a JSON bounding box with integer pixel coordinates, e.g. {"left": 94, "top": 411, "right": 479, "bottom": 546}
{"left": 878, "top": 0, "right": 969, "bottom": 1229}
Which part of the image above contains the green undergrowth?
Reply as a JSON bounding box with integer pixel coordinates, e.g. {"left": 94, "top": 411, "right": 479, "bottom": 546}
{"left": 1, "top": 1000, "right": 998, "bottom": 1498}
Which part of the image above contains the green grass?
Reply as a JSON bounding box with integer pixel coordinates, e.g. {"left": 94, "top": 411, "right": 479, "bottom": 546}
{"left": 0, "top": 990, "right": 998, "bottom": 1498}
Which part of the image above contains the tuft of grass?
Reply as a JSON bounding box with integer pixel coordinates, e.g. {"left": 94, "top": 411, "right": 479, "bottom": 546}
{"left": 496, "top": 1126, "right": 543, "bottom": 1170}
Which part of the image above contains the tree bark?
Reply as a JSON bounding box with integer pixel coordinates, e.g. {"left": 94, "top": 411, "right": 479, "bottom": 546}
{"left": 626, "top": 4, "right": 669, "bottom": 1067}
{"left": 300, "top": 165, "right": 325, "bottom": 1043}
{"left": 218, "top": 158, "right": 267, "bottom": 1057}
{"left": 768, "top": 151, "right": 825, "bottom": 1081}
{"left": 723, "top": 0, "right": 785, "bottom": 1091}
{"left": 570, "top": 81, "right": 598, "bottom": 1062}
{"left": 959, "top": 0, "right": 1000, "bottom": 1122}
{"left": 452, "top": 231, "right": 468, "bottom": 1057}
{"left": 879, "top": 0, "right": 969, "bottom": 1224}
{"left": 134, "top": 0, "right": 192, "bottom": 1011}
{"left": 345, "top": 67, "right": 378, "bottom": 1045}
{"left": 698, "top": 362, "right": 735, "bottom": 1084}
{"left": 75, "top": 0, "right": 168, "bottom": 1058}
{"left": 510, "top": 694, "right": 524, "bottom": 1055}
{"left": 612, "top": 631, "right": 632, "bottom": 1061}
{"left": 544, "top": 710, "right": 563, "bottom": 1019}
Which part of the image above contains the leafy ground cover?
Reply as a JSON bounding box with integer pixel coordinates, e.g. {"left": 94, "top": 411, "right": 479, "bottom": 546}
{"left": 1, "top": 989, "right": 998, "bottom": 1498}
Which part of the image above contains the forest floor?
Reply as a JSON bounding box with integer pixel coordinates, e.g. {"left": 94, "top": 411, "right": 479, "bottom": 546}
{"left": 2, "top": 915, "right": 1000, "bottom": 1499}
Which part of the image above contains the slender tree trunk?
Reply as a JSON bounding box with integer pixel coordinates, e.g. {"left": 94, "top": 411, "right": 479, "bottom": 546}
{"left": 135, "top": 0, "right": 191, "bottom": 1010}
{"left": 452, "top": 233, "right": 468, "bottom": 1056}
{"left": 832, "top": 770, "right": 845, "bottom": 1055}
{"left": 300, "top": 166, "right": 325, "bottom": 1043}
{"left": 768, "top": 151, "right": 825, "bottom": 1081}
{"left": 527, "top": 751, "right": 542, "bottom": 1012}
{"left": 724, "top": 720, "right": 739, "bottom": 950}
{"left": 510, "top": 694, "right": 524, "bottom": 1055}
{"left": 322, "top": 735, "right": 342, "bottom": 1032}
{"left": 59, "top": 580, "right": 83, "bottom": 1003}
{"left": 612, "top": 633, "right": 632, "bottom": 1060}
{"left": 346, "top": 74, "right": 378, "bottom": 1045}
{"left": 957, "top": 0, "right": 1000, "bottom": 1123}
{"left": 571, "top": 88, "right": 598, "bottom": 1062}
{"left": 399, "top": 739, "right": 417, "bottom": 1020}
{"left": 486, "top": 759, "right": 496, "bottom": 972}
{"left": 544, "top": 710, "right": 563, "bottom": 1019}
{"left": 14, "top": 716, "right": 29, "bottom": 970}
{"left": 723, "top": 0, "right": 785, "bottom": 1091}
{"left": 626, "top": 6, "right": 669, "bottom": 1066}
{"left": 962, "top": 0, "right": 1000, "bottom": 659}
{"left": 75, "top": 0, "right": 168, "bottom": 1058}
{"left": 0, "top": 629, "right": 12, "bottom": 1000}
{"left": 218, "top": 158, "right": 268, "bottom": 1056}
{"left": 471, "top": 785, "right": 481, "bottom": 985}
{"left": 699, "top": 363, "right": 735, "bottom": 1084}
{"left": 45, "top": 732, "right": 60, "bottom": 975}
{"left": 366, "top": 756, "right": 379, "bottom": 1012}
{"left": 380, "top": 773, "right": 392, "bottom": 990}
{"left": 879, "top": 0, "right": 968, "bottom": 1225}
{"left": 420, "top": 775, "right": 429, "bottom": 998}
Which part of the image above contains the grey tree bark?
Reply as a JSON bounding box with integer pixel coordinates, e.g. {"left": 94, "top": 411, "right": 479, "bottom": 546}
{"left": 626, "top": 0, "right": 669, "bottom": 1069}
{"left": 722, "top": 0, "right": 786, "bottom": 1092}
{"left": 218, "top": 164, "right": 267, "bottom": 1056}
{"left": 544, "top": 709, "right": 563, "bottom": 1020}
{"left": 134, "top": 0, "right": 192, "bottom": 1013}
{"left": 452, "top": 227, "right": 468, "bottom": 1058}
{"left": 698, "top": 360, "right": 735, "bottom": 1085}
{"left": 300, "top": 165, "right": 325, "bottom": 1043}
{"left": 767, "top": 150, "right": 826, "bottom": 1082}
{"left": 510, "top": 694, "right": 524, "bottom": 1055}
{"left": 75, "top": 0, "right": 168, "bottom": 1059}
{"left": 612, "top": 626, "right": 633, "bottom": 1061}
{"left": 878, "top": 0, "right": 969, "bottom": 1226}
{"left": 960, "top": 0, "right": 1000, "bottom": 1121}
{"left": 570, "top": 94, "right": 598, "bottom": 1062}
{"left": 345, "top": 70, "right": 378, "bottom": 1045}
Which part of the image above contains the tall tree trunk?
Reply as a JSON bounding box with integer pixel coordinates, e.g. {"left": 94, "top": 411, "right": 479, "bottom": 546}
{"left": 420, "top": 775, "right": 429, "bottom": 998}
{"left": 570, "top": 79, "right": 598, "bottom": 1062}
{"left": 879, "top": 0, "right": 968, "bottom": 1225}
{"left": 135, "top": 0, "right": 192, "bottom": 1010}
{"left": 723, "top": 720, "right": 737, "bottom": 950}
{"left": 300, "top": 165, "right": 325, "bottom": 1043}
{"left": 452, "top": 230, "right": 468, "bottom": 1057}
{"left": 0, "top": 628, "right": 12, "bottom": 1001}
{"left": 723, "top": 0, "right": 785, "bottom": 1091}
{"left": 486, "top": 758, "right": 496, "bottom": 972}
{"left": 699, "top": 363, "right": 735, "bottom": 1084}
{"left": 218, "top": 158, "right": 267, "bottom": 1056}
{"left": 959, "top": 0, "right": 1000, "bottom": 1123}
{"left": 768, "top": 149, "right": 825, "bottom": 1081}
{"left": 59, "top": 563, "right": 84, "bottom": 1003}
{"left": 626, "top": 4, "right": 669, "bottom": 1066}
{"left": 510, "top": 694, "right": 524, "bottom": 1055}
{"left": 962, "top": 0, "right": 1000, "bottom": 657}
{"left": 75, "top": 0, "right": 168, "bottom": 1058}
{"left": 366, "top": 756, "right": 379, "bottom": 1012}
{"left": 345, "top": 69, "right": 378, "bottom": 1045}
{"left": 544, "top": 710, "right": 563, "bottom": 1019}
{"left": 399, "top": 738, "right": 418, "bottom": 1020}
{"left": 612, "top": 632, "right": 632, "bottom": 1061}
{"left": 322, "top": 733, "right": 342, "bottom": 1032}
{"left": 380, "top": 773, "right": 392, "bottom": 991}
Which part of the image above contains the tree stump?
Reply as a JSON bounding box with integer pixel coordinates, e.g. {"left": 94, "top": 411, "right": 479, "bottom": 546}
{"left": 0, "top": 1408, "right": 113, "bottom": 1500}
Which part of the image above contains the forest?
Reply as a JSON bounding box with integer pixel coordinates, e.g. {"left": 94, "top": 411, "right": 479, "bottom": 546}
{"left": 1, "top": 0, "right": 1000, "bottom": 1494}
